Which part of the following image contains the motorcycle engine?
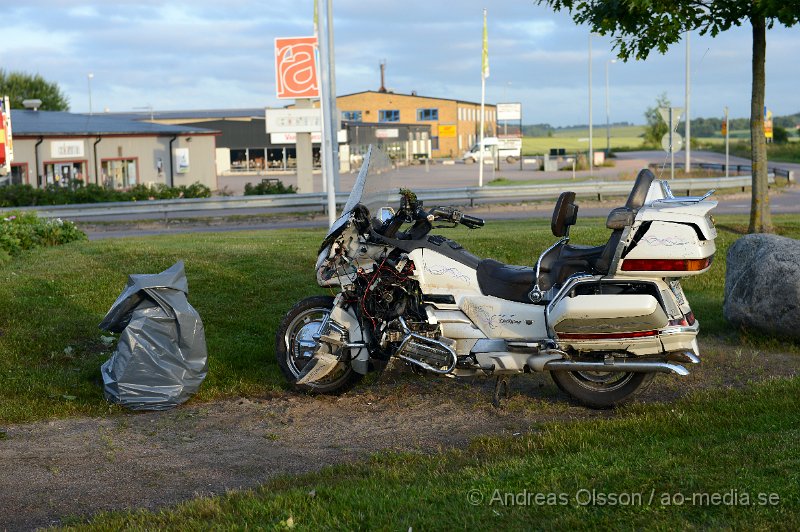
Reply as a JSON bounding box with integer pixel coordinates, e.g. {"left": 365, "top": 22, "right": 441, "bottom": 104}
{"left": 348, "top": 253, "right": 436, "bottom": 354}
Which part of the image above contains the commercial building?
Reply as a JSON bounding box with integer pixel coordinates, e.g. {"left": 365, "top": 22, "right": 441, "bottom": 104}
{"left": 336, "top": 91, "right": 497, "bottom": 159}
{"left": 5, "top": 110, "right": 219, "bottom": 189}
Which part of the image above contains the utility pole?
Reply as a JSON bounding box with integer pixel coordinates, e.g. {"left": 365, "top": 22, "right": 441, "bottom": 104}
{"left": 685, "top": 30, "right": 691, "bottom": 174}
{"left": 588, "top": 33, "right": 593, "bottom": 176}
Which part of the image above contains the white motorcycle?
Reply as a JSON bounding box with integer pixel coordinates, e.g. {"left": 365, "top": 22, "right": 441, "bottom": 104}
{"left": 276, "top": 146, "right": 717, "bottom": 407}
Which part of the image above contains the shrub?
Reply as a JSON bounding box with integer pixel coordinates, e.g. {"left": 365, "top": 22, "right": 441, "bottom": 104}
{"left": 244, "top": 180, "right": 297, "bottom": 195}
{"left": 0, "top": 211, "right": 87, "bottom": 263}
{"left": 0, "top": 181, "right": 213, "bottom": 207}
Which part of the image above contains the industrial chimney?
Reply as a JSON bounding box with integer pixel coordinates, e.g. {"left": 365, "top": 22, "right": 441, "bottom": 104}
{"left": 378, "top": 60, "right": 387, "bottom": 93}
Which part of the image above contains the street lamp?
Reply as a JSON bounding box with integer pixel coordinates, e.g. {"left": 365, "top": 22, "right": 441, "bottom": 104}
{"left": 87, "top": 73, "right": 94, "bottom": 115}
{"left": 605, "top": 59, "right": 617, "bottom": 156}
{"left": 588, "top": 33, "right": 593, "bottom": 176}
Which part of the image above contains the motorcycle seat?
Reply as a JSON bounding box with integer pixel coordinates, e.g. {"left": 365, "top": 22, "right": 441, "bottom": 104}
{"left": 476, "top": 259, "right": 536, "bottom": 304}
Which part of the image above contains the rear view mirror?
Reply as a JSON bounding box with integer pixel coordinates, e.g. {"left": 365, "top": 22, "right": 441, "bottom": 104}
{"left": 377, "top": 207, "right": 395, "bottom": 223}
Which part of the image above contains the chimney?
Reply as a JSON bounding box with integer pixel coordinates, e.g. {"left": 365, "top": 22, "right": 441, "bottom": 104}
{"left": 379, "top": 60, "right": 387, "bottom": 93}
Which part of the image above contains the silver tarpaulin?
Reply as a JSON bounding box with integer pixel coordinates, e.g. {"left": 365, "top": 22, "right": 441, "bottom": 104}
{"left": 99, "top": 261, "right": 208, "bottom": 410}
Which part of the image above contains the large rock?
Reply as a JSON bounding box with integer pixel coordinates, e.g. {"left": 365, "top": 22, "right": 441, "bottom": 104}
{"left": 724, "top": 233, "right": 800, "bottom": 339}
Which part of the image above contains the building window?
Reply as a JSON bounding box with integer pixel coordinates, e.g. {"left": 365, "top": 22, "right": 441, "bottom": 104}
{"left": 43, "top": 160, "right": 88, "bottom": 187}
{"left": 417, "top": 108, "right": 438, "bottom": 121}
{"left": 431, "top": 136, "right": 439, "bottom": 150}
{"left": 342, "top": 110, "right": 362, "bottom": 122}
{"left": 101, "top": 158, "right": 138, "bottom": 189}
{"left": 3, "top": 163, "right": 28, "bottom": 186}
{"left": 379, "top": 109, "right": 400, "bottom": 122}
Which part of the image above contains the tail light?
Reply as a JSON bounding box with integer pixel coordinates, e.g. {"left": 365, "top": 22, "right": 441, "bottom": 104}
{"left": 668, "top": 311, "right": 696, "bottom": 327}
{"left": 621, "top": 257, "right": 712, "bottom": 272}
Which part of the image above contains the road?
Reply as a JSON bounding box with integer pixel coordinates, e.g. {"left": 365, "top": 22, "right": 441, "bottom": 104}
{"left": 73, "top": 149, "right": 797, "bottom": 239}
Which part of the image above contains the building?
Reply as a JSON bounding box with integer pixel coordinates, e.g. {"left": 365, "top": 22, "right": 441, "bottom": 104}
{"left": 5, "top": 110, "right": 219, "bottom": 189}
{"left": 336, "top": 91, "right": 497, "bottom": 159}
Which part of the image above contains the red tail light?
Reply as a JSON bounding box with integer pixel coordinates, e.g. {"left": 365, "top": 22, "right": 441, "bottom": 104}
{"left": 668, "top": 312, "right": 696, "bottom": 327}
{"left": 621, "top": 257, "right": 712, "bottom": 272}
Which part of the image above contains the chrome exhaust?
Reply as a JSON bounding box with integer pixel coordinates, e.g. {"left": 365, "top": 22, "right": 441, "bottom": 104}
{"left": 543, "top": 359, "right": 690, "bottom": 376}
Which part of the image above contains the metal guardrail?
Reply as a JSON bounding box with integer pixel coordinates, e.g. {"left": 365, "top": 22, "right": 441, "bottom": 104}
{"left": 5, "top": 174, "right": 787, "bottom": 220}
{"left": 648, "top": 161, "right": 795, "bottom": 180}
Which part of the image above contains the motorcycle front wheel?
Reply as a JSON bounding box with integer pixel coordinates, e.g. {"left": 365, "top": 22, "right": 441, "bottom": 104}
{"left": 550, "top": 369, "right": 654, "bottom": 409}
{"left": 275, "top": 295, "right": 363, "bottom": 395}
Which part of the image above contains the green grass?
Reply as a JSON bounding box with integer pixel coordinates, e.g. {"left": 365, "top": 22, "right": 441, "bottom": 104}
{"left": 523, "top": 126, "right": 645, "bottom": 155}
{"left": 697, "top": 139, "right": 800, "bottom": 164}
{"left": 70, "top": 376, "right": 800, "bottom": 530}
{"left": 1, "top": 215, "right": 799, "bottom": 424}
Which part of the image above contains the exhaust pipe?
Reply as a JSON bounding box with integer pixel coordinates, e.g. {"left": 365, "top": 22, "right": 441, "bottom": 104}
{"left": 543, "top": 359, "right": 690, "bottom": 376}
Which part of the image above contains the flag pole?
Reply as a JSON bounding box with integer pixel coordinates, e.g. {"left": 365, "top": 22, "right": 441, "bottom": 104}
{"left": 479, "top": 8, "right": 488, "bottom": 187}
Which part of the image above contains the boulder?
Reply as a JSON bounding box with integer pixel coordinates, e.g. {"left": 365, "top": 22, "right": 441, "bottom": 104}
{"left": 724, "top": 233, "right": 800, "bottom": 339}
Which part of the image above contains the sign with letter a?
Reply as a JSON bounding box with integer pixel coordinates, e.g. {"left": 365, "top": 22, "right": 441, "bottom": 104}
{"left": 275, "top": 37, "right": 319, "bottom": 99}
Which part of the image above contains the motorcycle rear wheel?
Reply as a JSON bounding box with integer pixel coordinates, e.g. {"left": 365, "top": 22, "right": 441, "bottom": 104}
{"left": 275, "top": 296, "right": 363, "bottom": 395}
{"left": 550, "top": 369, "right": 654, "bottom": 409}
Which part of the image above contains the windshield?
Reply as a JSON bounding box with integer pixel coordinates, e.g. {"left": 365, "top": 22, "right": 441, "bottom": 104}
{"left": 324, "top": 145, "right": 395, "bottom": 239}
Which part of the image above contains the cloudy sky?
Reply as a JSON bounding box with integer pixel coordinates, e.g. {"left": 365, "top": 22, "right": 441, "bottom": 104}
{"left": 3, "top": 0, "right": 797, "bottom": 126}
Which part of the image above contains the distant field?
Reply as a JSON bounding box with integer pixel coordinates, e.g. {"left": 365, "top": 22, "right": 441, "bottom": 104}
{"left": 523, "top": 125, "right": 645, "bottom": 155}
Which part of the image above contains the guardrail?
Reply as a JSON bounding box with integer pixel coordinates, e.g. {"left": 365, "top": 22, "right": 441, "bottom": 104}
{"left": 5, "top": 174, "right": 786, "bottom": 220}
{"left": 648, "top": 161, "right": 795, "bottom": 181}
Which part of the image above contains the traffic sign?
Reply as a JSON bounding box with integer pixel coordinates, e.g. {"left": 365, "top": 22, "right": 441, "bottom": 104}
{"left": 661, "top": 132, "right": 683, "bottom": 154}
{"left": 659, "top": 107, "right": 684, "bottom": 130}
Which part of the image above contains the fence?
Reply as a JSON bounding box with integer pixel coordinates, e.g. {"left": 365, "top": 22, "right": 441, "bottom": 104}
{"left": 7, "top": 173, "right": 791, "bottom": 221}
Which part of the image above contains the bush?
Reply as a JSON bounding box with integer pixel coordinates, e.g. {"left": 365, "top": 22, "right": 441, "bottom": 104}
{"left": 0, "top": 211, "right": 87, "bottom": 263}
{"left": 244, "top": 180, "right": 297, "bottom": 195}
{"left": 0, "top": 181, "right": 212, "bottom": 207}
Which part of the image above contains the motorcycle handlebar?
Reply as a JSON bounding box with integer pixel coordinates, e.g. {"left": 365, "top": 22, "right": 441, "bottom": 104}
{"left": 428, "top": 206, "right": 484, "bottom": 229}
{"left": 460, "top": 214, "right": 485, "bottom": 229}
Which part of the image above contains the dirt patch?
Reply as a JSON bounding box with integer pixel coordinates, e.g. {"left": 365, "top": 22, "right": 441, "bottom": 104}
{"left": 0, "top": 338, "right": 797, "bottom": 530}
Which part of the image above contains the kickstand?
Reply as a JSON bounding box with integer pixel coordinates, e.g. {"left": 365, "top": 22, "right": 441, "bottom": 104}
{"left": 492, "top": 376, "right": 511, "bottom": 408}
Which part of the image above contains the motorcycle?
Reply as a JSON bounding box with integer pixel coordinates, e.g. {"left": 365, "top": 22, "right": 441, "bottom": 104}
{"left": 275, "top": 146, "right": 717, "bottom": 407}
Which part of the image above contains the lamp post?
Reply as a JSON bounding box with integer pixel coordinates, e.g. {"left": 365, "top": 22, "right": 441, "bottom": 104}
{"left": 588, "top": 33, "right": 593, "bottom": 176}
{"left": 87, "top": 73, "right": 94, "bottom": 115}
{"left": 605, "top": 59, "right": 616, "bottom": 156}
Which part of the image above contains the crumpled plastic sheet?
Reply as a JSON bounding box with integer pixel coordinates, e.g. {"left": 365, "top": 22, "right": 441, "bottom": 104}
{"left": 99, "top": 261, "right": 208, "bottom": 410}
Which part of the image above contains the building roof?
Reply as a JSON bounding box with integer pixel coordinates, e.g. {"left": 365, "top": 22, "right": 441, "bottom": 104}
{"left": 103, "top": 108, "right": 267, "bottom": 121}
{"left": 10, "top": 110, "right": 219, "bottom": 137}
{"left": 337, "top": 90, "right": 497, "bottom": 108}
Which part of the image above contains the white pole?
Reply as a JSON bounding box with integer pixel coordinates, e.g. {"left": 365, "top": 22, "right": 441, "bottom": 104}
{"left": 479, "top": 8, "right": 487, "bottom": 187}
{"left": 724, "top": 106, "right": 729, "bottom": 178}
{"left": 87, "top": 73, "right": 94, "bottom": 115}
{"left": 685, "top": 30, "right": 691, "bottom": 174}
{"left": 605, "top": 59, "right": 616, "bottom": 155}
{"left": 326, "top": 0, "right": 340, "bottom": 193}
{"left": 669, "top": 110, "right": 675, "bottom": 180}
{"left": 318, "top": 0, "right": 337, "bottom": 226}
{"left": 588, "top": 33, "right": 593, "bottom": 176}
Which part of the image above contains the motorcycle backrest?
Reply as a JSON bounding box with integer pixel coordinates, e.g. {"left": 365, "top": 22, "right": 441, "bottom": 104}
{"left": 626, "top": 169, "right": 655, "bottom": 209}
{"left": 605, "top": 169, "right": 656, "bottom": 230}
{"left": 552, "top": 191, "right": 578, "bottom": 237}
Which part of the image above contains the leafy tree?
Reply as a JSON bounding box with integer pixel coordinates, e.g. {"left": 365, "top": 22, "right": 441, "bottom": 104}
{"left": 772, "top": 126, "right": 788, "bottom": 144}
{"left": 0, "top": 70, "right": 69, "bottom": 111}
{"left": 535, "top": 0, "right": 800, "bottom": 233}
{"left": 643, "top": 93, "right": 671, "bottom": 147}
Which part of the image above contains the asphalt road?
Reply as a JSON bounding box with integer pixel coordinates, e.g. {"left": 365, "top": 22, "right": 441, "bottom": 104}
{"left": 78, "top": 149, "right": 797, "bottom": 240}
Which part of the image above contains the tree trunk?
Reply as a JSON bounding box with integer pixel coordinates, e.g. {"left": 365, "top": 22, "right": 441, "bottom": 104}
{"left": 749, "top": 14, "right": 772, "bottom": 233}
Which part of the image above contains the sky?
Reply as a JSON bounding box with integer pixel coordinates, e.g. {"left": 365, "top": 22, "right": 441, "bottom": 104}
{"left": 2, "top": 0, "right": 798, "bottom": 127}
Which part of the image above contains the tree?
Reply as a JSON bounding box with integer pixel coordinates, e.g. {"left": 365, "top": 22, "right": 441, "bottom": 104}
{"left": 0, "top": 70, "right": 69, "bottom": 111}
{"left": 772, "top": 126, "right": 788, "bottom": 144}
{"left": 643, "top": 93, "right": 670, "bottom": 147}
{"left": 535, "top": 0, "right": 800, "bottom": 233}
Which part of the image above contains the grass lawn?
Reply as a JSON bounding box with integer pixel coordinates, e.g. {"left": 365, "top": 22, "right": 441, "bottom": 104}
{"left": 2, "top": 214, "right": 798, "bottom": 529}
{"left": 1, "top": 214, "right": 799, "bottom": 424}
{"left": 70, "top": 377, "right": 800, "bottom": 530}
{"left": 523, "top": 126, "right": 645, "bottom": 155}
